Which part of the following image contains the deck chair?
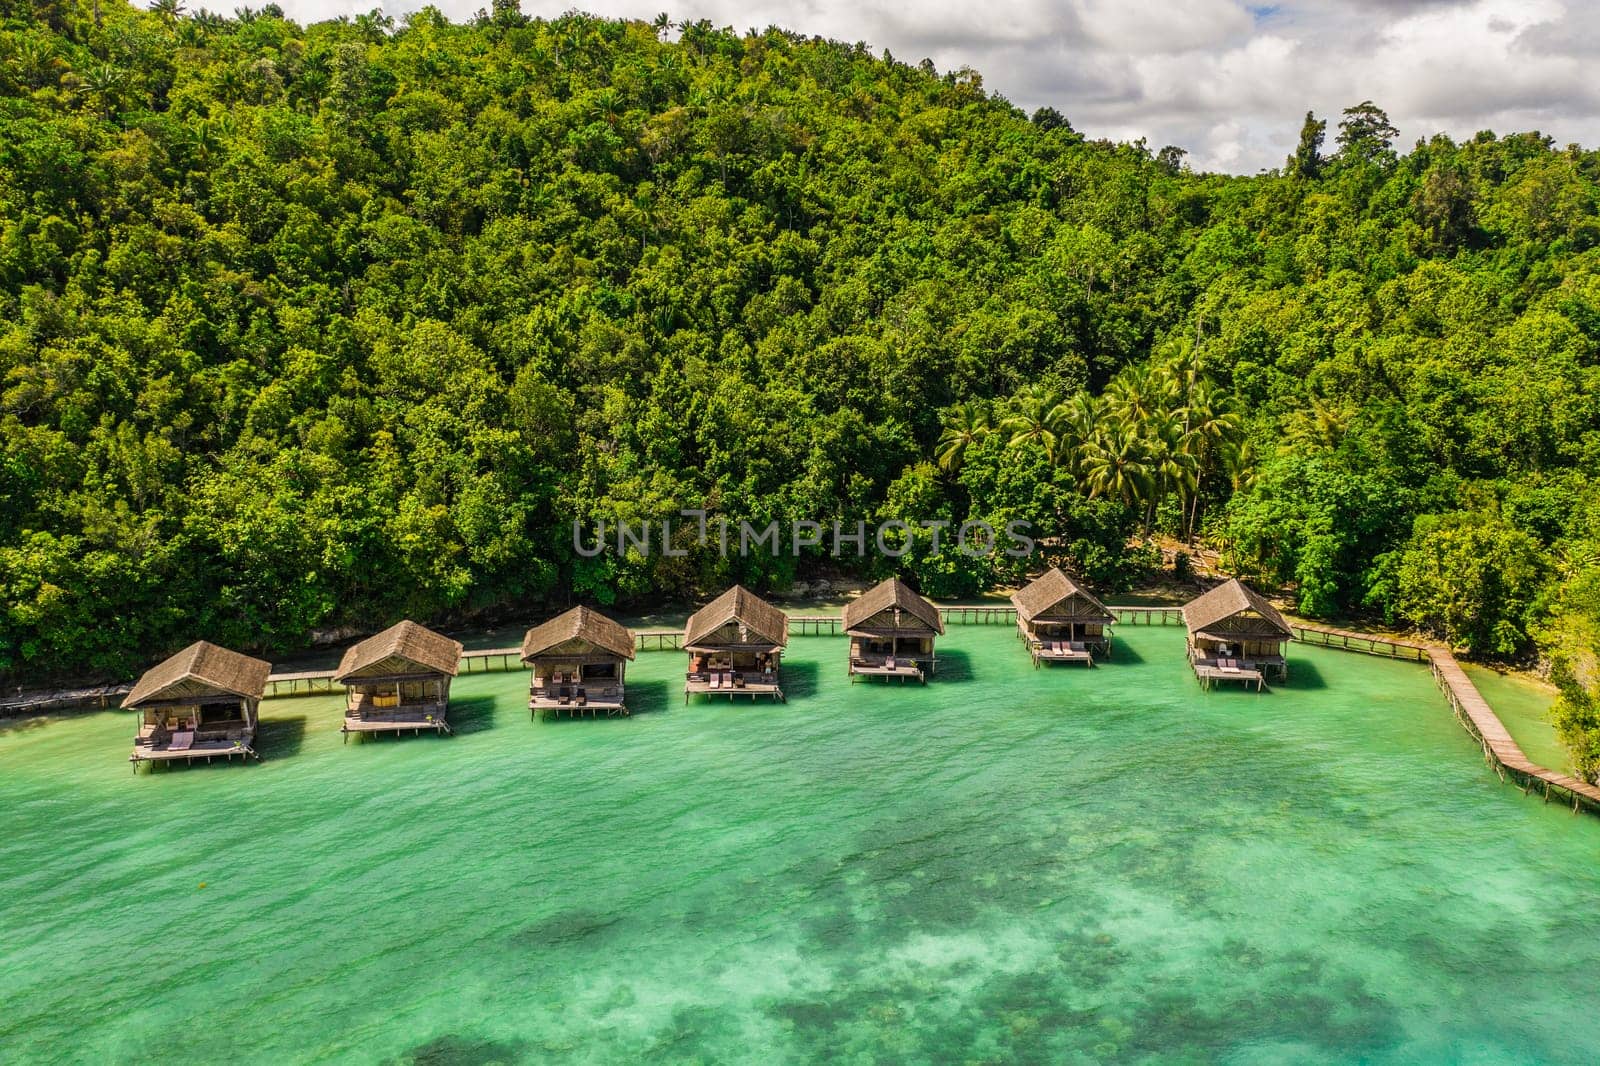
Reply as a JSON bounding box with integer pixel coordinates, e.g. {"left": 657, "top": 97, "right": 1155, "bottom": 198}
{"left": 710, "top": 673, "right": 722, "bottom": 689}
{"left": 733, "top": 674, "right": 746, "bottom": 689}
{"left": 169, "top": 730, "right": 195, "bottom": 751}
{"left": 885, "top": 656, "right": 897, "bottom": 671}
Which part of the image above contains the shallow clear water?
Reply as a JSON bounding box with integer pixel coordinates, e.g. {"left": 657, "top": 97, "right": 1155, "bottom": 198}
{"left": 3, "top": 625, "right": 1599, "bottom": 1064}
{"left": 1464, "top": 664, "right": 1566, "bottom": 772}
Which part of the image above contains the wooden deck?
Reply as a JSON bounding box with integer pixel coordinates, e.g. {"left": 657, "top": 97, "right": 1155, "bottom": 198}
{"left": 1032, "top": 644, "right": 1095, "bottom": 667}
{"left": 130, "top": 739, "right": 258, "bottom": 768}
{"left": 849, "top": 660, "right": 927, "bottom": 683}
{"left": 532, "top": 694, "right": 627, "bottom": 718}
{"left": 684, "top": 678, "right": 784, "bottom": 702}
{"left": 342, "top": 710, "right": 451, "bottom": 740}
{"left": 1193, "top": 662, "right": 1267, "bottom": 691}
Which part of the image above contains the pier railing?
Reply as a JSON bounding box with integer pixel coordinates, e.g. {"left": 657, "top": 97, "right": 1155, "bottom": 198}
{"left": 1429, "top": 649, "right": 1600, "bottom": 814}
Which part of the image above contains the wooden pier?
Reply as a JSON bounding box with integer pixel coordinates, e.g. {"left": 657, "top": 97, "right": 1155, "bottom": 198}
{"left": 789, "top": 616, "right": 843, "bottom": 635}
{"left": 1, "top": 683, "right": 131, "bottom": 717}
{"left": 264, "top": 645, "right": 521, "bottom": 698}
{"left": 938, "top": 605, "right": 1015, "bottom": 624}
{"left": 1081, "top": 608, "right": 1600, "bottom": 814}
{"left": 1113, "top": 606, "right": 1185, "bottom": 626}
{"left": 1291, "top": 624, "right": 1430, "bottom": 661}
{"left": 1429, "top": 649, "right": 1600, "bottom": 814}
{"left": 635, "top": 629, "right": 684, "bottom": 650}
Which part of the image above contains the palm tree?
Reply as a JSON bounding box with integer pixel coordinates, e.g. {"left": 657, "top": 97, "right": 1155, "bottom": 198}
{"left": 1104, "top": 362, "right": 1178, "bottom": 425}
{"left": 1179, "top": 379, "right": 1244, "bottom": 537}
{"left": 1053, "top": 391, "right": 1098, "bottom": 477}
{"left": 1000, "top": 385, "right": 1066, "bottom": 464}
{"left": 1080, "top": 420, "right": 1154, "bottom": 510}
{"left": 936, "top": 402, "right": 991, "bottom": 473}
{"left": 1143, "top": 409, "right": 1197, "bottom": 529}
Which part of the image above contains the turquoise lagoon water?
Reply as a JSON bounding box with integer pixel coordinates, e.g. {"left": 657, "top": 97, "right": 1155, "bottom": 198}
{"left": 3, "top": 624, "right": 1599, "bottom": 1064}
{"left": 1464, "top": 664, "right": 1567, "bottom": 773}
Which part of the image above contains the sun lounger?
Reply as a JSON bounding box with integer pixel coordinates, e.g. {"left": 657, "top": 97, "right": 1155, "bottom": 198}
{"left": 169, "top": 730, "right": 195, "bottom": 751}
{"left": 885, "top": 656, "right": 896, "bottom": 671}
{"left": 710, "top": 673, "right": 722, "bottom": 689}
{"left": 733, "top": 674, "right": 746, "bottom": 688}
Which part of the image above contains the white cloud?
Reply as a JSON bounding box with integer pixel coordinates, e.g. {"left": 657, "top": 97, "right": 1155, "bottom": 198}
{"left": 225, "top": 0, "right": 1600, "bottom": 172}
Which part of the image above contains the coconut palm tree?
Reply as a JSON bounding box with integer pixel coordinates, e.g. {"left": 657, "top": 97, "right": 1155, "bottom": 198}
{"left": 1180, "top": 380, "right": 1244, "bottom": 536}
{"left": 935, "top": 402, "right": 991, "bottom": 473}
{"left": 1053, "top": 390, "right": 1098, "bottom": 477}
{"left": 1000, "top": 385, "right": 1067, "bottom": 464}
{"left": 1104, "top": 362, "right": 1178, "bottom": 425}
{"left": 1080, "top": 420, "right": 1154, "bottom": 510}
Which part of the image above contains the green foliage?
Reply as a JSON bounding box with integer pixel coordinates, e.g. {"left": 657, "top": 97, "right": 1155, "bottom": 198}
{"left": 1379, "top": 511, "right": 1546, "bottom": 657}
{"left": 1223, "top": 454, "right": 1408, "bottom": 617}
{"left": 0, "top": 1, "right": 1598, "bottom": 725}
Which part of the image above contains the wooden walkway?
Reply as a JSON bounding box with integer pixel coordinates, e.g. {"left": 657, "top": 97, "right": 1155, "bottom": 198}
{"left": 263, "top": 646, "right": 522, "bottom": 697}
{"left": 1, "top": 683, "right": 131, "bottom": 717}
{"left": 1112, "top": 606, "right": 1184, "bottom": 625}
{"left": 1291, "top": 624, "right": 1430, "bottom": 662}
{"left": 1429, "top": 649, "right": 1600, "bottom": 814}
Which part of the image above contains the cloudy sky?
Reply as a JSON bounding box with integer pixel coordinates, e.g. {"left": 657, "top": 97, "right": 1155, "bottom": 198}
{"left": 255, "top": 0, "right": 1597, "bottom": 173}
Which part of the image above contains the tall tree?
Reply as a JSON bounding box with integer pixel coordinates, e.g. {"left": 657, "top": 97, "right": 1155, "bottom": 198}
{"left": 1290, "top": 110, "right": 1325, "bottom": 179}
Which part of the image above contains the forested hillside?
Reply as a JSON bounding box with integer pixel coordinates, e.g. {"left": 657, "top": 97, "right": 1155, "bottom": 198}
{"left": 3, "top": 0, "right": 1599, "bottom": 765}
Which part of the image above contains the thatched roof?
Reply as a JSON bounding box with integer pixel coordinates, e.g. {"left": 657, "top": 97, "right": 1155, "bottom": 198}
{"left": 1011, "top": 568, "right": 1114, "bottom": 624}
{"left": 123, "top": 641, "right": 271, "bottom": 708}
{"left": 683, "top": 585, "right": 789, "bottom": 649}
{"left": 842, "top": 577, "right": 944, "bottom": 635}
{"left": 521, "top": 606, "right": 636, "bottom": 662}
{"left": 1182, "top": 579, "right": 1292, "bottom": 640}
{"left": 335, "top": 620, "right": 463, "bottom": 682}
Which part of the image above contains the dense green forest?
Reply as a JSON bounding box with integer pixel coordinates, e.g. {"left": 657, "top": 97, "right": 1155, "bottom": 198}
{"left": 2, "top": 1, "right": 1599, "bottom": 770}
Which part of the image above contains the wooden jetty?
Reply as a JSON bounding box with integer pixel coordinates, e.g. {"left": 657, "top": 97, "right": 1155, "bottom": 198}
{"left": 1094, "top": 602, "right": 1600, "bottom": 814}
{"left": 1291, "top": 624, "right": 1429, "bottom": 661}
{"left": 335, "top": 621, "right": 462, "bottom": 741}
{"left": 1430, "top": 649, "right": 1600, "bottom": 814}
{"left": 124, "top": 642, "right": 270, "bottom": 770}
{"left": 682, "top": 586, "right": 789, "bottom": 703}
{"left": 2, "top": 683, "right": 132, "bottom": 718}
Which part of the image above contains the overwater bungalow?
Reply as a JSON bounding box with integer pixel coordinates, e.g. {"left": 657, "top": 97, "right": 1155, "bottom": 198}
{"left": 1182, "top": 578, "right": 1293, "bottom": 691}
{"left": 683, "top": 585, "right": 789, "bottom": 702}
{"left": 522, "top": 607, "right": 636, "bottom": 719}
{"left": 335, "top": 620, "right": 463, "bottom": 739}
{"left": 843, "top": 577, "right": 944, "bottom": 683}
{"left": 1012, "top": 568, "right": 1116, "bottom": 666}
{"left": 123, "top": 641, "right": 271, "bottom": 768}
